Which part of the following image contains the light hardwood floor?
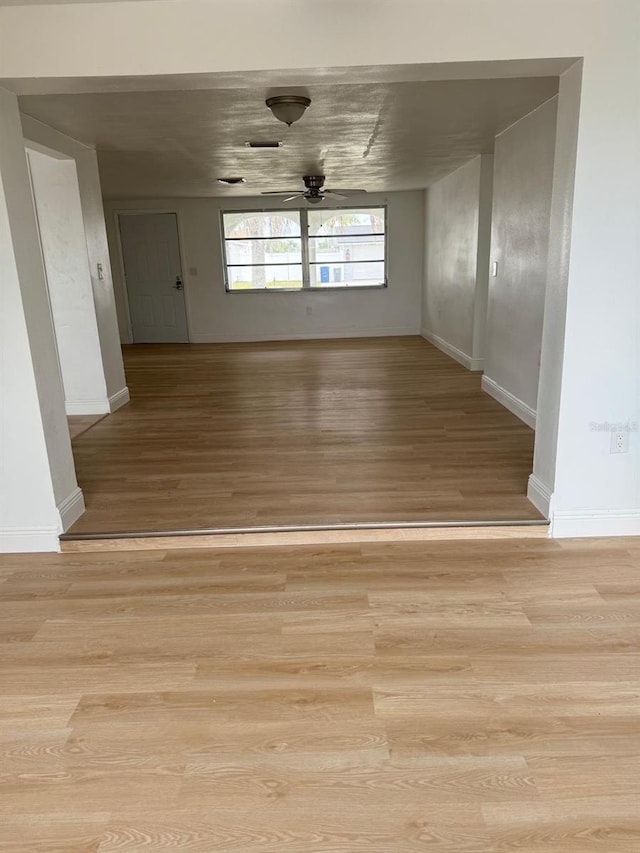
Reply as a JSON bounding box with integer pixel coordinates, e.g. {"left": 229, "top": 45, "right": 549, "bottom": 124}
{"left": 68, "top": 337, "right": 541, "bottom": 535}
{"left": 1, "top": 537, "right": 639, "bottom": 850}
{"left": 67, "top": 415, "right": 106, "bottom": 441}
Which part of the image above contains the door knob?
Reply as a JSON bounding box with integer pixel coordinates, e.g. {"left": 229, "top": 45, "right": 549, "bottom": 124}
{"left": 174, "top": 276, "right": 183, "bottom": 290}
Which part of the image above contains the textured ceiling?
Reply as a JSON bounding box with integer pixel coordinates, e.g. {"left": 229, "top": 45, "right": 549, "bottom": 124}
{"left": 19, "top": 76, "right": 559, "bottom": 199}
{"left": 0, "top": 0, "right": 157, "bottom": 4}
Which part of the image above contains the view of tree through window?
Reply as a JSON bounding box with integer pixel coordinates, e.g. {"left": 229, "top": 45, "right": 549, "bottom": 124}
{"left": 222, "top": 211, "right": 303, "bottom": 290}
{"left": 308, "top": 208, "right": 386, "bottom": 288}
{"left": 222, "top": 207, "right": 387, "bottom": 291}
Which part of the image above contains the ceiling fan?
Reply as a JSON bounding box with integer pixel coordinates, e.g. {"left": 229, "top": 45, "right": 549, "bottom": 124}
{"left": 261, "top": 175, "right": 367, "bottom": 205}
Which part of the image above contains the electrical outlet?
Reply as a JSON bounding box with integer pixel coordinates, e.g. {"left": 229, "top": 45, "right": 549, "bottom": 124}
{"left": 610, "top": 430, "right": 629, "bottom": 453}
{"left": 306, "top": 306, "right": 313, "bottom": 315}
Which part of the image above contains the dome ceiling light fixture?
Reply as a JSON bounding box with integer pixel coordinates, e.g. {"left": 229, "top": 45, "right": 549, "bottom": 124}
{"left": 265, "top": 95, "right": 311, "bottom": 127}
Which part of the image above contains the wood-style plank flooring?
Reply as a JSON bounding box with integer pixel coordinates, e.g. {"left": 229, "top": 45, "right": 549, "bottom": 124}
{"left": 68, "top": 337, "right": 540, "bottom": 534}
{"left": 1, "top": 537, "right": 639, "bottom": 850}
{"left": 67, "top": 415, "right": 106, "bottom": 441}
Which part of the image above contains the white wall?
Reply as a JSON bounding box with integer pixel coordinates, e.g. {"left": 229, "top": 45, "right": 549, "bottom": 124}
{"left": 1, "top": 0, "right": 639, "bottom": 537}
{"left": 473, "top": 153, "right": 495, "bottom": 365}
{"left": 105, "top": 192, "right": 425, "bottom": 343}
{"left": 551, "top": 42, "right": 639, "bottom": 535}
{"left": 0, "top": 87, "right": 83, "bottom": 552}
{"left": 422, "top": 153, "right": 493, "bottom": 371}
{"left": 0, "top": 161, "right": 60, "bottom": 552}
{"left": 21, "top": 114, "right": 128, "bottom": 408}
{"left": 482, "top": 96, "right": 558, "bottom": 428}
{"left": 421, "top": 155, "right": 493, "bottom": 370}
{"left": 27, "top": 148, "right": 109, "bottom": 414}
{"left": 529, "top": 62, "right": 582, "bottom": 517}
{"left": 422, "top": 156, "right": 480, "bottom": 363}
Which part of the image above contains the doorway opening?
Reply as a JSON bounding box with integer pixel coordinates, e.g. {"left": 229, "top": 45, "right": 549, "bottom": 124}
{"left": 12, "top": 57, "right": 582, "bottom": 543}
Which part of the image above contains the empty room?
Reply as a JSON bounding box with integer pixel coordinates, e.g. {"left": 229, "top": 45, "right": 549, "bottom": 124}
{"left": 26, "top": 70, "right": 563, "bottom": 539}
{"left": 1, "top": 0, "right": 639, "bottom": 850}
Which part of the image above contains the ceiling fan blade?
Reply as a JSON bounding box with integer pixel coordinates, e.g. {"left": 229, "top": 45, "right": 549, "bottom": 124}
{"left": 324, "top": 189, "right": 368, "bottom": 196}
{"left": 261, "top": 190, "right": 305, "bottom": 195}
{"left": 283, "top": 194, "right": 304, "bottom": 202}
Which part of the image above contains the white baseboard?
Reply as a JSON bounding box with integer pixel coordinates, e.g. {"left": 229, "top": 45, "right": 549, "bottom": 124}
{"left": 527, "top": 473, "right": 552, "bottom": 518}
{"left": 550, "top": 509, "right": 640, "bottom": 538}
{"left": 420, "top": 329, "right": 484, "bottom": 371}
{"left": 65, "top": 387, "right": 129, "bottom": 415}
{"left": 65, "top": 398, "right": 110, "bottom": 415}
{"left": 108, "top": 386, "right": 130, "bottom": 412}
{"left": 481, "top": 375, "right": 536, "bottom": 429}
{"left": 189, "top": 327, "right": 419, "bottom": 344}
{"left": 57, "top": 486, "right": 85, "bottom": 532}
{"left": 0, "top": 527, "right": 60, "bottom": 553}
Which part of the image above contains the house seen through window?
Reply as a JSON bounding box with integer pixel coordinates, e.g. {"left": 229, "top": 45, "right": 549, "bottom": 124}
{"left": 221, "top": 207, "right": 387, "bottom": 291}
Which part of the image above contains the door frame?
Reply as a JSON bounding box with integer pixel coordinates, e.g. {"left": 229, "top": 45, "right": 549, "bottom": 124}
{"left": 113, "top": 208, "right": 192, "bottom": 343}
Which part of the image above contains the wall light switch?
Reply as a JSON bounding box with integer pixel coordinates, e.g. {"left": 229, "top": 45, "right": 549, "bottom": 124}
{"left": 491, "top": 261, "right": 499, "bottom": 277}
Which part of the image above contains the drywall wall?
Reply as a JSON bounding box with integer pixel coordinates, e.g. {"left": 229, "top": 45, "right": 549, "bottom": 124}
{"left": 1, "top": 0, "right": 638, "bottom": 536}
{"left": 422, "top": 155, "right": 491, "bottom": 369}
{"left": 0, "top": 157, "right": 60, "bottom": 551}
{"left": 0, "top": 2, "right": 594, "bottom": 81}
{"left": 104, "top": 191, "right": 424, "bottom": 343}
{"left": 483, "top": 96, "right": 558, "bottom": 428}
{"left": 472, "top": 154, "right": 495, "bottom": 365}
{"left": 421, "top": 153, "right": 493, "bottom": 370}
{"left": 21, "top": 114, "right": 128, "bottom": 407}
{"left": 27, "top": 148, "right": 109, "bottom": 414}
{"left": 0, "top": 87, "right": 82, "bottom": 552}
{"left": 74, "top": 148, "right": 128, "bottom": 402}
{"left": 529, "top": 61, "right": 582, "bottom": 516}
{"left": 422, "top": 156, "right": 480, "bottom": 364}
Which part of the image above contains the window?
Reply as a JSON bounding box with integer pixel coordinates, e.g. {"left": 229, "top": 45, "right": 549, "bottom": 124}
{"left": 221, "top": 210, "right": 303, "bottom": 291}
{"left": 222, "top": 207, "right": 387, "bottom": 291}
{"left": 307, "top": 207, "right": 386, "bottom": 288}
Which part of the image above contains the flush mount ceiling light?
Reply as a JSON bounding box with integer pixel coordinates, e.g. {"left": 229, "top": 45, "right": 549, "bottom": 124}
{"left": 217, "top": 177, "right": 246, "bottom": 185}
{"left": 265, "top": 95, "right": 311, "bottom": 127}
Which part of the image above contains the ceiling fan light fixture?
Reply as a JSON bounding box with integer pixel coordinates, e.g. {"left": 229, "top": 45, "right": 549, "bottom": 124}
{"left": 261, "top": 174, "right": 367, "bottom": 204}
{"left": 217, "top": 177, "right": 246, "bottom": 185}
{"left": 266, "top": 95, "right": 311, "bottom": 127}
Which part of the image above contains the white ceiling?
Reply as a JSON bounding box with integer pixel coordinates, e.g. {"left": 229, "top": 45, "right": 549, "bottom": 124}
{"left": 0, "top": 0, "right": 158, "bottom": 4}
{"left": 18, "top": 73, "right": 559, "bottom": 199}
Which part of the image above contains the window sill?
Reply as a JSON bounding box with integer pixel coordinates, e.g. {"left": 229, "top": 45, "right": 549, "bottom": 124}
{"left": 225, "top": 284, "right": 388, "bottom": 294}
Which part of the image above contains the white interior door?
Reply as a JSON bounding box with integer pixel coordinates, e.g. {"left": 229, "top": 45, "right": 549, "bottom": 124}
{"left": 119, "top": 213, "right": 189, "bottom": 343}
